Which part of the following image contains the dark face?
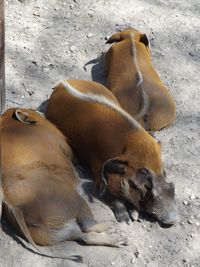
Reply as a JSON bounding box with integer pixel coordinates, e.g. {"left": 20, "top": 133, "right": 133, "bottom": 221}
{"left": 102, "top": 159, "right": 179, "bottom": 225}
{"left": 128, "top": 168, "right": 179, "bottom": 225}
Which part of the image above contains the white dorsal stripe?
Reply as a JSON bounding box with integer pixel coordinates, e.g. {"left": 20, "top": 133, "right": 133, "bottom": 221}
{"left": 131, "top": 39, "right": 143, "bottom": 86}
{"left": 61, "top": 80, "right": 141, "bottom": 129}
{"left": 131, "top": 38, "right": 150, "bottom": 120}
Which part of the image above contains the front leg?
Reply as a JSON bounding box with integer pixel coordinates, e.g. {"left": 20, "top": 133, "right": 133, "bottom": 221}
{"left": 111, "top": 198, "right": 132, "bottom": 224}
{"left": 92, "top": 165, "right": 132, "bottom": 224}
{"left": 101, "top": 191, "right": 132, "bottom": 224}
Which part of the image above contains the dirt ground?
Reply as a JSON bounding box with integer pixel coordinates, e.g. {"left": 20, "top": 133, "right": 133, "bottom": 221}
{"left": 1, "top": 0, "right": 200, "bottom": 266}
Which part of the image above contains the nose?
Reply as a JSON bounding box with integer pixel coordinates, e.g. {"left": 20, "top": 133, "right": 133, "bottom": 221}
{"left": 161, "top": 210, "right": 180, "bottom": 225}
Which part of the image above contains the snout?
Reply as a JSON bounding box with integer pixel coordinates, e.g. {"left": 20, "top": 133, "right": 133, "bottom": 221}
{"left": 159, "top": 210, "right": 179, "bottom": 225}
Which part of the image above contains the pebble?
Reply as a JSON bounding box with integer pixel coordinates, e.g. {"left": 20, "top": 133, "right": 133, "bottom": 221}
{"left": 43, "top": 67, "right": 49, "bottom": 73}
{"left": 32, "top": 61, "right": 37, "bottom": 66}
{"left": 134, "top": 250, "right": 139, "bottom": 258}
{"left": 28, "top": 91, "right": 34, "bottom": 96}
{"left": 65, "top": 13, "right": 71, "bottom": 19}
{"left": 70, "top": 45, "right": 76, "bottom": 52}
{"left": 88, "top": 11, "right": 93, "bottom": 17}
{"left": 189, "top": 195, "right": 196, "bottom": 201}
{"left": 130, "top": 258, "right": 135, "bottom": 263}
{"left": 54, "top": 7, "right": 59, "bottom": 11}
{"left": 21, "top": 95, "right": 25, "bottom": 99}
{"left": 188, "top": 219, "right": 193, "bottom": 225}
{"left": 87, "top": 33, "right": 94, "bottom": 38}
{"left": 183, "top": 200, "right": 188, "bottom": 205}
{"left": 194, "top": 221, "right": 200, "bottom": 227}
{"left": 131, "top": 210, "right": 139, "bottom": 221}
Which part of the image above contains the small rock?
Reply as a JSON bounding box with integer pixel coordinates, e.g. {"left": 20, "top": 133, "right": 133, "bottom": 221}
{"left": 189, "top": 195, "right": 196, "bottom": 201}
{"left": 70, "top": 4, "right": 74, "bottom": 9}
{"left": 188, "top": 219, "right": 193, "bottom": 225}
{"left": 43, "top": 67, "right": 49, "bottom": 73}
{"left": 21, "top": 95, "right": 25, "bottom": 99}
{"left": 87, "top": 33, "right": 94, "bottom": 38}
{"left": 189, "top": 51, "right": 194, "bottom": 57}
{"left": 88, "top": 11, "right": 93, "bottom": 17}
{"left": 28, "top": 91, "right": 34, "bottom": 96}
{"left": 180, "top": 221, "right": 184, "bottom": 225}
{"left": 183, "top": 200, "right": 188, "bottom": 205}
{"left": 131, "top": 210, "right": 139, "bottom": 221}
{"left": 65, "top": 13, "right": 71, "bottom": 19}
{"left": 194, "top": 221, "right": 200, "bottom": 227}
{"left": 70, "top": 45, "right": 76, "bottom": 52}
{"left": 54, "top": 7, "right": 58, "bottom": 11}
{"left": 134, "top": 250, "right": 139, "bottom": 258}
{"left": 32, "top": 61, "right": 37, "bottom": 66}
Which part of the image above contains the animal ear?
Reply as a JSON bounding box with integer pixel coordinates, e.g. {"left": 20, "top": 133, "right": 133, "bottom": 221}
{"left": 14, "top": 109, "right": 37, "bottom": 124}
{"left": 139, "top": 34, "right": 149, "bottom": 47}
{"left": 106, "top": 32, "right": 122, "bottom": 44}
{"left": 100, "top": 156, "right": 128, "bottom": 196}
{"left": 157, "top": 141, "right": 162, "bottom": 152}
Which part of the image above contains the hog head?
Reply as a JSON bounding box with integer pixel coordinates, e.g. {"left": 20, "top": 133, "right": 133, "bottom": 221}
{"left": 101, "top": 134, "right": 179, "bottom": 225}
{"left": 106, "top": 27, "right": 150, "bottom": 52}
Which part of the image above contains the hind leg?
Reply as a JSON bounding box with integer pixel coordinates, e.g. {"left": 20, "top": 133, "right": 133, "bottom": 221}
{"left": 80, "top": 231, "right": 125, "bottom": 247}
{"left": 77, "top": 198, "right": 108, "bottom": 233}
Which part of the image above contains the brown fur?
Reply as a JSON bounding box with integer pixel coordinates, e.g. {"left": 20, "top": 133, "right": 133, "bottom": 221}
{"left": 105, "top": 27, "right": 176, "bottom": 131}
{"left": 45, "top": 80, "right": 178, "bottom": 224}
{"left": 1, "top": 108, "right": 120, "bottom": 260}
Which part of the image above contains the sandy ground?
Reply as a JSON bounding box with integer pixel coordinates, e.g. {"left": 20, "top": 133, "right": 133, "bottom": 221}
{"left": 1, "top": 0, "right": 200, "bottom": 266}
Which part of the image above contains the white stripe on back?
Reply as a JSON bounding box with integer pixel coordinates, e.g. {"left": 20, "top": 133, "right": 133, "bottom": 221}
{"left": 61, "top": 80, "right": 141, "bottom": 130}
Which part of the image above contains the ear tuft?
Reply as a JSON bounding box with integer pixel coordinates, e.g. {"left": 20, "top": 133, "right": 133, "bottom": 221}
{"left": 106, "top": 33, "right": 122, "bottom": 44}
{"left": 15, "top": 109, "right": 37, "bottom": 124}
{"left": 139, "top": 34, "right": 149, "bottom": 47}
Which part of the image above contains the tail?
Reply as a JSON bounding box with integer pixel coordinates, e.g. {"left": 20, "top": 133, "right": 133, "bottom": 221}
{"left": 3, "top": 200, "right": 83, "bottom": 262}
{"left": 83, "top": 42, "right": 107, "bottom": 72}
{"left": 83, "top": 58, "right": 99, "bottom": 72}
